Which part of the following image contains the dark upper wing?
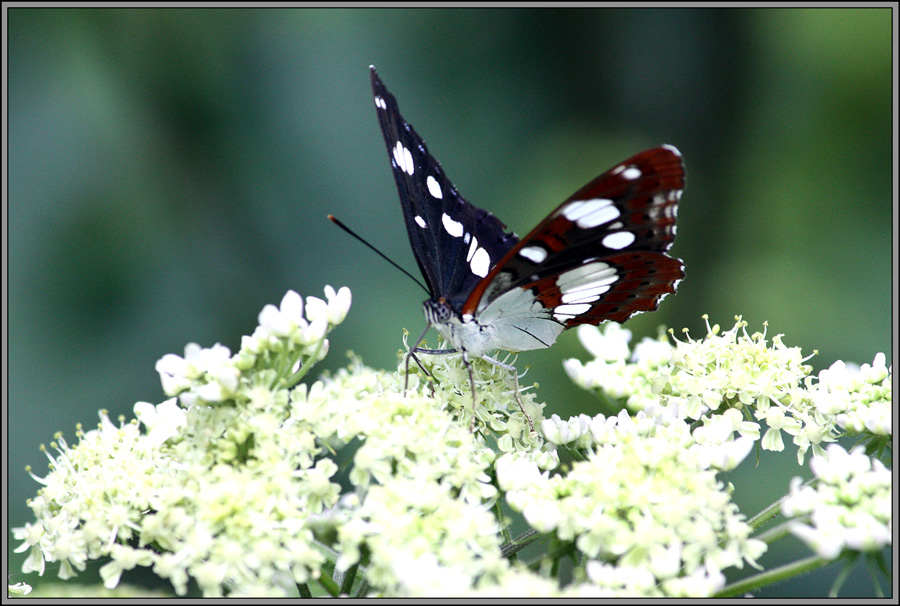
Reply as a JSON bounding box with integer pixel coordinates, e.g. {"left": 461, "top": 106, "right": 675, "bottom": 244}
{"left": 463, "top": 145, "right": 684, "bottom": 326}
{"left": 370, "top": 66, "right": 518, "bottom": 309}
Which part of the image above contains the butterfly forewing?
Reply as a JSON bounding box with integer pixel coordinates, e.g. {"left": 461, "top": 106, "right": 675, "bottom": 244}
{"left": 463, "top": 145, "right": 684, "bottom": 330}
{"left": 370, "top": 67, "right": 518, "bottom": 311}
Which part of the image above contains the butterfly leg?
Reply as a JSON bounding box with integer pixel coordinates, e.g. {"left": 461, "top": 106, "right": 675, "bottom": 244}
{"left": 409, "top": 340, "right": 478, "bottom": 432}
{"left": 409, "top": 344, "right": 462, "bottom": 398}
{"left": 481, "top": 354, "right": 535, "bottom": 434}
{"left": 455, "top": 348, "right": 478, "bottom": 432}
{"left": 404, "top": 324, "right": 435, "bottom": 396}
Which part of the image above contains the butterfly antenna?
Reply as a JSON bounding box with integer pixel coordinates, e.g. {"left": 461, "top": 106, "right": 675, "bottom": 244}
{"left": 327, "top": 215, "right": 431, "bottom": 295}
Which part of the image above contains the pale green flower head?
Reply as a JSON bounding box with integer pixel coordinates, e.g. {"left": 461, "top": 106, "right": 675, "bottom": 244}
{"left": 400, "top": 334, "right": 557, "bottom": 466}
{"left": 815, "top": 354, "right": 892, "bottom": 438}
{"left": 14, "top": 287, "right": 352, "bottom": 597}
{"left": 499, "top": 408, "right": 765, "bottom": 597}
{"left": 782, "top": 443, "right": 892, "bottom": 559}
{"left": 565, "top": 316, "right": 892, "bottom": 466}
{"left": 15, "top": 291, "right": 890, "bottom": 597}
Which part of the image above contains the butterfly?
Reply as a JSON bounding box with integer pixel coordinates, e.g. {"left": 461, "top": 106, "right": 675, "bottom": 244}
{"left": 366, "top": 66, "right": 684, "bottom": 430}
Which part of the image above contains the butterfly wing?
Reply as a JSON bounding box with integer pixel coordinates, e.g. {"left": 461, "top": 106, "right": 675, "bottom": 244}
{"left": 370, "top": 67, "right": 519, "bottom": 310}
{"left": 462, "top": 146, "right": 684, "bottom": 349}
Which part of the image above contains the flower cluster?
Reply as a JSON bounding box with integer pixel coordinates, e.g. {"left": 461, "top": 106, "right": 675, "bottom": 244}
{"left": 497, "top": 410, "right": 766, "bottom": 597}
{"left": 811, "top": 354, "right": 892, "bottom": 437}
{"left": 14, "top": 285, "right": 558, "bottom": 597}
{"left": 565, "top": 316, "right": 892, "bottom": 465}
{"left": 563, "top": 322, "right": 672, "bottom": 413}
{"left": 781, "top": 444, "right": 892, "bottom": 559}
{"left": 405, "top": 342, "right": 558, "bottom": 469}
{"left": 14, "top": 287, "right": 352, "bottom": 597}
{"left": 294, "top": 362, "right": 508, "bottom": 595}
{"left": 156, "top": 287, "right": 351, "bottom": 409}
{"left": 13, "top": 301, "right": 891, "bottom": 597}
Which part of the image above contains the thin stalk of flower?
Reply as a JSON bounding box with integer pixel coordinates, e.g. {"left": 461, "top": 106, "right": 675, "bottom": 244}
{"left": 866, "top": 552, "right": 889, "bottom": 598}
{"left": 752, "top": 520, "right": 798, "bottom": 545}
{"left": 316, "top": 572, "right": 341, "bottom": 597}
{"left": 714, "top": 555, "right": 831, "bottom": 597}
{"left": 746, "top": 484, "right": 807, "bottom": 533}
{"left": 827, "top": 553, "right": 859, "bottom": 598}
{"left": 339, "top": 562, "right": 359, "bottom": 595}
{"left": 500, "top": 529, "right": 541, "bottom": 559}
{"left": 283, "top": 336, "right": 325, "bottom": 388}
{"left": 494, "top": 500, "right": 517, "bottom": 564}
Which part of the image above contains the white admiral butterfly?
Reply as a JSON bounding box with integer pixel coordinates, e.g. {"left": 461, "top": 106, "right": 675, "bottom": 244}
{"left": 367, "top": 66, "right": 684, "bottom": 428}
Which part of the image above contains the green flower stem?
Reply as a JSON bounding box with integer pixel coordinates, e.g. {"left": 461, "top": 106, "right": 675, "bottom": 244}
{"left": 340, "top": 562, "right": 359, "bottom": 595}
{"left": 494, "top": 499, "right": 517, "bottom": 564}
{"left": 746, "top": 497, "right": 784, "bottom": 533}
{"left": 747, "top": 477, "right": 818, "bottom": 535}
{"left": 714, "top": 555, "right": 831, "bottom": 597}
{"left": 500, "top": 529, "right": 541, "bottom": 559}
{"left": 561, "top": 443, "right": 589, "bottom": 462}
{"left": 865, "top": 552, "right": 887, "bottom": 598}
{"left": 316, "top": 572, "right": 341, "bottom": 597}
{"left": 828, "top": 553, "right": 859, "bottom": 597}
{"left": 268, "top": 342, "right": 292, "bottom": 387}
{"left": 754, "top": 519, "right": 802, "bottom": 545}
{"left": 284, "top": 337, "right": 325, "bottom": 388}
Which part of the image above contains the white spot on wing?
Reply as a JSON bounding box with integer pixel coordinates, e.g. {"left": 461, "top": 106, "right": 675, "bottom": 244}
{"left": 374, "top": 95, "right": 387, "bottom": 109}
{"left": 622, "top": 166, "right": 642, "bottom": 180}
{"left": 470, "top": 247, "right": 490, "bottom": 277}
{"left": 553, "top": 302, "right": 592, "bottom": 322}
{"left": 427, "top": 175, "right": 443, "bottom": 199}
{"left": 560, "top": 198, "right": 620, "bottom": 229}
{"left": 466, "top": 236, "right": 479, "bottom": 261}
{"left": 558, "top": 265, "right": 618, "bottom": 303}
{"left": 519, "top": 246, "right": 547, "bottom": 264}
{"left": 393, "top": 141, "right": 414, "bottom": 175}
{"left": 404, "top": 147, "right": 414, "bottom": 175}
{"left": 560, "top": 280, "right": 614, "bottom": 303}
{"left": 602, "top": 231, "right": 636, "bottom": 250}
{"left": 415, "top": 215, "right": 427, "bottom": 229}
{"left": 556, "top": 262, "right": 614, "bottom": 292}
{"left": 442, "top": 213, "right": 464, "bottom": 237}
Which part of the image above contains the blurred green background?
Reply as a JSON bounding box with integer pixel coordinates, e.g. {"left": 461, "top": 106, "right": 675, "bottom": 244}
{"left": 8, "top": 7, "right": 892, "bottom": 597}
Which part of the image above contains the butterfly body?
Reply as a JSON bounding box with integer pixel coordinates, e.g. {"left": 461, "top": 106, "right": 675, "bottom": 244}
{"left": 423, "top": 288, "right": 566, "bottom": 358}
{"left": 366, "top": 66, "right": 684, "bottom": 421}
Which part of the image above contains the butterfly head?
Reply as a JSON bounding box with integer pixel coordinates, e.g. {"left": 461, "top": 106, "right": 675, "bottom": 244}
{"left": 423, "top": 297, "right": 455, "bottom": 327}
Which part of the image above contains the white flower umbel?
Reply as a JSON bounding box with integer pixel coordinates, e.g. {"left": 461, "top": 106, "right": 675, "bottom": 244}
{"left": 15, "top": 298, "right": 891, "bottom": 598}
{"left": 564, "top": 323, "right": 672, "bottom": 414}
{"left": 403, "top": 337, "right": 557, "bottom": 467}
{"left": 556, "top": 315, "right": 891, "bottom": 596}
{"left": 782, "top": 444, "right": 892, "bottom": 559}
{"left": 501, "top": 409, "right": 765, "bottom": 597}
{"left": 14, "top": 287, "right": 352, "bottom": 597}
{"left": 297, "top": 355, "right": 560, "bottom": 596}
{"left": 815, "top": 354, "right": 892, "bottom": 437}
{"left": 566, "top": 316, "right": 892, "bottom": 466}
{"left": 16, "top": 284, "right": 551, "bottom": 597}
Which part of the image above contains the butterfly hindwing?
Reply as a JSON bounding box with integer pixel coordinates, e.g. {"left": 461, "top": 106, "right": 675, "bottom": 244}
{"left": 463, "top": 146, "right": 684, "bottom": 333}
{"left": 370, "top": 67, "right": 518, "bottom": 311}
